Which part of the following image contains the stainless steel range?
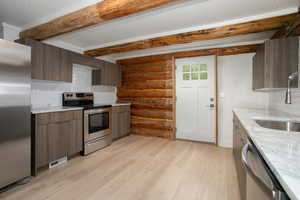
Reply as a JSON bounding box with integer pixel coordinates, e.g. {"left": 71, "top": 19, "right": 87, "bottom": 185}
{"left": 63, "top": 92, "right": 112, "bottom": 155}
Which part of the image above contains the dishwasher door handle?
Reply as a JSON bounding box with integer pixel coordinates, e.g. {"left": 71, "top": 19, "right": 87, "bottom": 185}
{"left": 241, "top": 143, "right": 275, "bottom": 192}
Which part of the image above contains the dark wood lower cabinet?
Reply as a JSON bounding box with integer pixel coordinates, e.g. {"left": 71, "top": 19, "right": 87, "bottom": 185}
{"left": 68, "top": 119, "right": 83, "bottom": 156}
{"left": 112, "top": 105, "right": 131, "bottom": 140}
{"left": 233, "top": 114, "right": 247, "bottom": 200}
{"left": 36, "top": 125, "right": 48, "bottom": 168}
{"left": 48, "top": 122, "right": 70, "bottom": 162}
{"left": 33, "top": 110, "right": 83, "bottom": 175}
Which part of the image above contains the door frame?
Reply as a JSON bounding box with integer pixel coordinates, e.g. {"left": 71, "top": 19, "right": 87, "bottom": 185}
{"left": 172, "top": 55, "right": 219, "bottom": 146}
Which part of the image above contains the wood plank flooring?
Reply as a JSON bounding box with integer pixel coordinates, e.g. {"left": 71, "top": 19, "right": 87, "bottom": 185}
{"left": 0, "top": 135, "right": 241, "bottom": 200}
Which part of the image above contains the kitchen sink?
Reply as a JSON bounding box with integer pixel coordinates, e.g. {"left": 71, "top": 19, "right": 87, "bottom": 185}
{"left": 255, "top": 119, "right": 300, "bottom": 132}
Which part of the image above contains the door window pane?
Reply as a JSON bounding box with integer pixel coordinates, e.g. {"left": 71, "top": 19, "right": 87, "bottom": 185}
{"left": 183, "top": 65, "right": 190, "bottom": 72}
{"left": 183, "top": 73, "right": 190, "bottom": 80}
{"left": 191, "top": 73, "right": 199, "bottom": 80}
{"left": 191, "top": 64, "right": 200, "bottom": 72}
{"left": 200, "top": 64, "right": 207, "bottom": 71}
{"left": 200, "top": 72, "right": 208, "bottom": 80}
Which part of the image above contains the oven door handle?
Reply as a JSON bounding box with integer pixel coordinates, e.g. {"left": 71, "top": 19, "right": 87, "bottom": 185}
{"left": 241, "top": 143, "right": 276, "bottom": 192}
{"left": 85, "top": 108, "right": 111, "bottom": 115}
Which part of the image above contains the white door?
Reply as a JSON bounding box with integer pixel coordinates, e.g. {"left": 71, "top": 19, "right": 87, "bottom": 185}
{"left": 176, "top": 56, "right": 216, "bottom": 143}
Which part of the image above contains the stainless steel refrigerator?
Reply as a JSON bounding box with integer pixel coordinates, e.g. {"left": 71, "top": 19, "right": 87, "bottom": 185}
{"left": 0, "top": 39, "right": 31, "bottom": 189}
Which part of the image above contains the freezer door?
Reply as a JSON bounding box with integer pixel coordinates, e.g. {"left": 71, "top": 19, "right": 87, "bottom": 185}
{"left": 0, "top": 40, "right": 31, "bottom": 188}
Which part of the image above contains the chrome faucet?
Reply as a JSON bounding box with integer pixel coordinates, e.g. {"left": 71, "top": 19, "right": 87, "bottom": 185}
{"left": 285, "top": 71, "right": 300, "bottom": 104}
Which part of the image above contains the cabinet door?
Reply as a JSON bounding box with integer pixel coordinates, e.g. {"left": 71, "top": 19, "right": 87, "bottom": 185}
{"left": 101, "top": 62, "right": 110, "bottom": 85}
{"left": 68, "top": 119, "right": 83, "bottom": 156}
{"left": 60, "top": 49, "right": 72, "bottom": 82}
{"left": 112, "top": 107, "right": 131, "bottom": 140}
{"left": 112, "top": 108, "right": 119, "bottom": 140}
{"left": 112, "top": 63, "right": 121, "bottom": 86}
{"left": 253, "top": 45, "right": 265, "bottom": 90}
{"left": 36, "top": 125, "right": 49, "bottom": 168}
{"left": 122, "top": 110, "right": 130, "bottom": 137}
{"left": 44, "top": 45, "right": 61, "bottom": 81}
{"left": 48, "top": 122, "right": 70, "bottom": 162}
{"left": 30, "top": 40, "right": 45, "bottom": 80}
{"left": 92, "top": 69, "right": 102, "bottom": 85}
{"left": 118, "top": 110, "right": 131, "bottom": 138}
{"left": 265, "top": 37, "right": 299, "bottom": 88}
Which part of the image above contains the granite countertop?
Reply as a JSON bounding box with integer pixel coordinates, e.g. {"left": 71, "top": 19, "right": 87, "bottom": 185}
{"left": 111, "top": 103, "right": 131, "bottom": 106}
{"left": 233, "top": 108, "right": 300, "bottom": 200}
{"left": 31, "top": 106, "right": 84, "bottom": 114}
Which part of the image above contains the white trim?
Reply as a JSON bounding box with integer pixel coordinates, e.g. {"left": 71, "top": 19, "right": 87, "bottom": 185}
{"left": 83, "top": 7, "right": 297, "bottom": 51}
{"left": 114, "top": 40, "right": 265, "bottom": 60}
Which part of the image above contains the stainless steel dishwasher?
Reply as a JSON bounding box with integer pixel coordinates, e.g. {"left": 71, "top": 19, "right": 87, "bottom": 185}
{"left": 242, "top": 140, "right": 289, "bottom": 200}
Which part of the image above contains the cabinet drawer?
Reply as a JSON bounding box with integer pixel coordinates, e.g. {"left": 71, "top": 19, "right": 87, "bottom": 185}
{"left": 113, "top": 105, "right": 130, "bottom": 113}
{"left": 36, "top": 113, "right": 50, "bottom": 125}
{"left": 50, "top": 111, "right": 74, "bottom": 123}
{"left": 73, "top": 110, "right": 83, "bottom": 120}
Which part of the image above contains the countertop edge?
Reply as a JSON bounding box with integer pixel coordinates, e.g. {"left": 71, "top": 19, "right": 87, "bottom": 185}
{"left": 31, "top": 107, "right": 84, "bottom": 114}
{"left": 31, "top": 103, "right": 131, "bottom": 114}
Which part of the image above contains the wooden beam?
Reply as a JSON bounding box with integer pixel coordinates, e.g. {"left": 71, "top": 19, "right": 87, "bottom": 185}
{"left": 85, "top": 13, "right": 297, "bottom": 56}
{"left": 272, "top": 12, "right": 300, "bottom": 39}
{"left": 19, "top": 0, "right": 188, "bottom": 40}
{"left": 117, "top": 44, "right": 261, "bottom": 64}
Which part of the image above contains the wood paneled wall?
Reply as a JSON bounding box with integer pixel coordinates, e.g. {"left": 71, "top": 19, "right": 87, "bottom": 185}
{"left": 118, "top": 56, "right": 176, "bottom": 139}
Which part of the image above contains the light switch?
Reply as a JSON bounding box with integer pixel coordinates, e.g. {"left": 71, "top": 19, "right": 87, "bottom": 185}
{"left": 219, "top": 92, "right": 225, "bottom": 98}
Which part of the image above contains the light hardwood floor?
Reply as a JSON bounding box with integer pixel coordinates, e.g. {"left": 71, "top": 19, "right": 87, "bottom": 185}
{"left": 0, "top": 135, "right": 241, "bottom": 200}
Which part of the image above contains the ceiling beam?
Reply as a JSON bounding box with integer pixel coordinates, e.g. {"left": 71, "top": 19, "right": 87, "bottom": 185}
{"left": 272, "top": 11, "right": 300, "bottom": 39}
{"left": 85, "top": 13, "right": 297, "bottom": 57}
{"left": 117, "top": 44, "right": 261, "bottom": 65}
{"left": 19, "top": 0, "right": 188, "bottom": 40}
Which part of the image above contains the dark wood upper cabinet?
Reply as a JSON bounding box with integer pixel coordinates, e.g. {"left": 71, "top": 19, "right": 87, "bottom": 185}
{"left": 60, "top": 49, "right": 73, "bottom": 82}
{"left": 253, "top": 37, "right": 299, "bottom": 90}
{"left": 44, "top": 44, "right": 61, "bottom": 81}
{"left": 92, "top": 62, "right": 121, "bottom": 86}
{"left": 16, "top": 39, "right": 73, "bottom": 82}
{"left": 92, "top": 69, "right": 102, "bottom": 85}
{"left": 16, "top": 39, "right": 120, "bottom": 86}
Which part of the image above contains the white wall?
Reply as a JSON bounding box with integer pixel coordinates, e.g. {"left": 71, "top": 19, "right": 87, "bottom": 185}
{"left": 218, "top": 54, "right": 269, "bottom": 148}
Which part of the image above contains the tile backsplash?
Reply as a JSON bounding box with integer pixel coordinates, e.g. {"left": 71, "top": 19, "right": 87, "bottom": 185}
{"left": 31, "top": 64, "right": 116, "bottom": 108}
{"left": 268, "top": 88, "right": 300, "bottom": 116}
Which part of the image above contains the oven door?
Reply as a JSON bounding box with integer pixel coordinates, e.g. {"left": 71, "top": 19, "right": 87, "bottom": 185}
{"left": 84, "top": 108, "right": 112, "bottom": 142}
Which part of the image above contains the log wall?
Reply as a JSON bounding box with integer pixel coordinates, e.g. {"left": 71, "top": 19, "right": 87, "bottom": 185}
{"left": 118, "top": 56, "right": 176, "bottom": 139}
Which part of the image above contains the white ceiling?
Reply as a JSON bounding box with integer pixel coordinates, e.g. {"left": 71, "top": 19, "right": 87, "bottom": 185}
{"left": 0, "top": 0, "right": 299, "bottom": 60}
